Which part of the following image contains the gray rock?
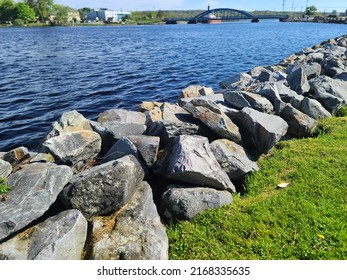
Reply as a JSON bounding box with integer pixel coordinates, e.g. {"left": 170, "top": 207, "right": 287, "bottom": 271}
{"left": 279, "top": 104, "right": 318, "bottom": 137}
{"left": 126, "top": 135, "right": 160, "bottom": 168}
{"left": 98, "top": 109, "right": 146, "bottom": 125}
{"left": 0, "top": 163, "right": 73, "bottom": 242}
{"left": 286, "top": 62, "right": 321, "bottom": 80}
{"left": 219, "top": 72, "right": 254, "bottom": 89}
{"left": 101, "top": 137, "right": 139, "bottom": 163}
{"left": 29, "top": 153, "right": 55, "bottom": 163}
{"left": 292, "top": 96, "right": 332, "bottom": 120}
{"left": 222, "top": 90, "right": 252, "bottom": 110}
{"left": 41, "top": 110, "right": 92, "bottom": 143}
{"left": 287, "top": 66, "right": 310, "bottom": 94}
{"left": 307, "top": 52, "right": 324, "bottom": 64}
{"left": 98, "top": 109, "right": 147, "bottom": 138}
{"left": 2, "top": 146, "right": 30, "bottom": 167}
{"left": 179, "top": 85, "right": 203, "bottom": 99}
{"left": 89, "top": 120, "right": 117, "bottom": 153}
{"left": 241, "top": 91, "right": 274, "bottom": 113}
{"left": 334, "top": 72, "right": 347, "bottom": 81}
{"left": 0, "top": 159, "right": 12, "bottom": 178}
{"left": 183, "top": 98, "right": 242, "bottom": 144}
{"left": 153, "top": 135, "right": 236, "bottom": 193}
{"left": 178, "top": 93, "right": 225, "bottom": 107}
{"left": 309, "top": 75, "right": 347, "bottom": 114}
{"left": 61, "top": 155, "right": 144, "bottom": 219}
{"left": 40, "top": 130, "right": 101, "bottom": 172}
{"left": 323, "top": 58, "right": 345, "bottom": 77}
{"left": 275, "top": 82, "right": 300, "bottom": 102}
{"left": 90, "top": 181, "right": 168, "bottom": 260}
{"left": 199, "top": 86, "right": 214, "bottom": 96}
{"left": 210, "top": 139, "right": 259, "bottom": 180}
{"left": 237, "top": 108, "right": 288, "bottom": 156}
{"left": 161, "top": 102, "right": 194, "bottom": 123}
{"left": 160, "top": 186, "right": 233, "bottom": 221}
{"left": 0, "top": 210, "right": 87, "bottom": 260}
{"left": 255, "top": 82, "right": 282, "bottom": 105}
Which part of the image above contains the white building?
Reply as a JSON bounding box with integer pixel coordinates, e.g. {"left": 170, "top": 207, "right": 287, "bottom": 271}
{"left": 85, "top": 8, "right": 130, "bottom": 23}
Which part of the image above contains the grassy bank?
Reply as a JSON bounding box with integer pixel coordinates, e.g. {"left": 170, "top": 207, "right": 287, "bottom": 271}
{"left": 167, "top": 116, "right": 347, "bottom": 260}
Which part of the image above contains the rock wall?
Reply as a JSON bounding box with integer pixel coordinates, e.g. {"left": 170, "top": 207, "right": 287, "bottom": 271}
{"left": 0, "top": 35, "right": 346, "bottom": 260}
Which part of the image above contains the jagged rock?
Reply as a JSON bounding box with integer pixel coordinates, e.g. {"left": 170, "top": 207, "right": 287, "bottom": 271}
{"left": 161, "top": 102, "right": 193, "bottom": 122}
{"left": 61, "top": 155, "right": 144, "bottom": 219}
{"left": 178, "top": 93, "right": 225, "bottom": 107}
{"left": 287, "top": 66, "right": 310, "bottom": 94}
{"left": 0, "top": 159, "right": 12, "bottom": 178}
{"left": 0, "top": 210, "right": 87, "bottom": 260}
{"left": 223, "top": 90, "right": 273, "bottom": 114}
{"left": 279, "top": 104, "right": 318, "bottom": 137}
{"left": 138, "top": 101, "right": 163, "bottom": 112}
{"left": 322, "top": 44, "right": 346, "bottom": 57}
{"left": 255, "top": 82, "right": 282, "bottom": 105}
{"left": 290, "top": 96, "right": 332, "bottom": 120}
{"left": 309, "top": 75, "right": 347, "bottom": 114}
{"left": 101, "top": 137, "right": 139, "bottom": 163}
{"left": 41, "top": 110, "right": 92, "bottom": 143}
{"left": 153, "top": 135, "right": 236, "bottom": 193}
{"left": 275, "top": 82, "right": 299, "bottom": 101}
{"left": 89, "top": 120, "right": 117, "bottom": 154}
{"left": 307, "top": 52, "right": 324, "bottom": 64}
{"left": 97, "top": 109, "right": 146, "bottom": 138}
{"left": 323, "top": 58, "right": 345, "bottom": 77}
{"left": 2, "top": 147, "right": 30, "bottom": 167}
{"left": 0, "top": 163, "right": 73, "bottom": 242}
{"left": 219, "top": 72, "right": 254, "bottom": 89}
{"left": 286, "top": 62, "right": 321, "bottom": 80}
{"left": 40, "top": 130, "right": 101, "bottom": 172}
{"left": 210, "top": 139, "right": 259, "bottom": 180}
{"left": 179, "top": 85, "right": 203, "bottom": 99}
{"left": 90, "top": 181, "right": 168, "bottom": 260}
{"left": 160, "top": 186, "right": 233, "bottom": 221}
{"left": 199, "top": 86, "right": 214, "bottom": 96}
{"left": 236, "top": 108, "right": 288, "bottom": 156}
{"left": 126, "top": 135, "right": 160, "bottom": 168}
{"left": 253, "top": 67, "right": 278, "bottom": 83}
{"left": 144, "top": 106, "right": 163, "bottom": 129}
{"left": 334, "top": 72, "right": 347, "bottom": 81}
{"left": 29, "top": 153, "right": 55, "bottom": 163}
{"left": 183, "top": 98, "right": 242, "bottom": 144}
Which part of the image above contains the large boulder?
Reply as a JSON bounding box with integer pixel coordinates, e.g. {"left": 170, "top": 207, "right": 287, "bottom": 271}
{"left": 89, "top": 182, "right": 168, "bottom": 260}
{"left": 223, "top": 90, "right": 273, "bottom": 114}
{"left": 0, "top": 163, "right": 73, "bottom": 242}
{"left": 255, "top": 82, "right": 282, "bottom": 106}
{"left": 40, "top": 130, "right": 102, "bottom": 172}
{"left": 210, "top": 139, "right": 259, "bottom": 180}
{"left": 153, "top": 135, "right": 236, "bottom": 193}
{"left": 290, "top": 96, "right": 332, "bottom": 120}
{"left": 41, "top": 110, "right": 92, "bottom": 143}
{"left": 236, "top": 108, "right": 288, "bottom": 156}
{"left": 286, "top": 62, "right": 321, "bottom": 80}
{"left": 0, "top": 210, "right": 87, "bottom": 260}
{"left": 309, "top": 75, "right": 347, "bottom": 114}
{"left": 61, "top": 155, "right": 144, "bottom": 219}
{"left": 97, "top": 109, "right": 147, "bottom": 138}
{"left": 183, "top": 98, "right": 242, "bottom": 144}
{"left": 287, "top": 66, "right": 310, "bottom": 94}
{"left": 160, "top": 186, "right": 233, "bottom": 221}
{"left": 2, "top": 147, "right": 30, "bottom": 167}
{"left": 219, "top": 72, "right": 254, "bottom": 90}
{"left": 101, "top": 137, "right": 139, "bottom": 163}
{"left": 279, "top": 104, "right": 318, "bottom": 137}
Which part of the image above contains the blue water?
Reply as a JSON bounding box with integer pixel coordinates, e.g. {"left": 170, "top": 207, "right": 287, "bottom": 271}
{"left": 0, "top": 21, "right": 346, "bottom": 151}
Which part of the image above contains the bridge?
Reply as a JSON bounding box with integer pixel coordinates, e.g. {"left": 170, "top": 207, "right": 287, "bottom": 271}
{"left": 164, "top": 8, "right": 289, "bottom": 24}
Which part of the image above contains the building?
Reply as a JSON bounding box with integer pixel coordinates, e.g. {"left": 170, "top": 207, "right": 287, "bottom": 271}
{"left": 85, "top": 8, "right": 131, "bottom": 23}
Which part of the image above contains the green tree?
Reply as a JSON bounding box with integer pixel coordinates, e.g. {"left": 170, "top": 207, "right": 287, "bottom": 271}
{"left": 24, "top": 0, "right": 53, "bottom": 22}
{"left": 305, "top": 5, "right": 317, "bottom": 16}
{"left": 14, "top": 2, "right": 36, "bottom": 23}
{"left": 78, "top": 7, "right": 91, "bottom": 21}
{"left": 52, "top": 4, "right": 68, "bottom": 25}
{"left": 0, "top": 0, "right": 15, "bottom": 22}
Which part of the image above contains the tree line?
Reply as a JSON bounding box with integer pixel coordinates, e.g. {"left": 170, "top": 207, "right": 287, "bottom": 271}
{"left": 0, "top": 0, "right": 73, "bottom": 25}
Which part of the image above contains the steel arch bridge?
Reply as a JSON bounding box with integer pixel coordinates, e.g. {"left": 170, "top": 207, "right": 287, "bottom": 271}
{"left": 193, "top": 8, "right": 256, "bottom": 21}
{"left": 164, "top": 8, "right": 289, "bottom": 24}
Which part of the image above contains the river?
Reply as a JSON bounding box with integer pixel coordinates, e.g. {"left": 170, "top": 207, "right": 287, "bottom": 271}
{"left": 0, "top": 21, "right": 346, "bottom": 151}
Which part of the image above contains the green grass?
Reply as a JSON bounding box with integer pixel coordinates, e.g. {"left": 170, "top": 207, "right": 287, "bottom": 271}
{"left": 167, "top": 117, "right": 347, "bottom": 260}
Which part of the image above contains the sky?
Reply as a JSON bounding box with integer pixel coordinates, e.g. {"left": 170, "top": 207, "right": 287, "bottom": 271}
{"left": 53, "top": 0, "right": 347, "bottom": 12}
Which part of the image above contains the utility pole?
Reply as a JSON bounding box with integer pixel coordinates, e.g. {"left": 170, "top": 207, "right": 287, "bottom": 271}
{"left": 282, "top": 0, "right": 286, "bottom": 12}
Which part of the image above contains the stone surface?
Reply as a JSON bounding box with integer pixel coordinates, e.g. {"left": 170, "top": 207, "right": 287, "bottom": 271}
{"left": 61, "top": 155, "right": 144, "bottom": 219}
{"left": 210, "top": 139, "right": 259, "bottom": 180}
{"left": 89, "top": 120, "right": 117, "bottom": 154}
{"left": 126, "top": 135, "right": 160, "bottom": 168}
{"left": 0, "top": 159, "right": 12, "bottom": 178}
{"left": 29, "top": 153, "right": 55, "bottom": 163}
{"left": 219, "top": 72, "right": 254, "bottom": 89}
{"left": 41, "top": 110, "right": 92, "bottom": 143}
{"left": 291, "top": 96, "right": 332, "bottom": 120}
{"left": 0, "top": 163, "right": 73, "bottom": 242}
{"left": 183, "top": 98, "right": 242, "bottom": 144}
{"left": 178, "top": 93, "right": 225, "bottom": 107}
{"left": 199, "top": 86, "right": 214, "bottom": 96}
{"left": 179, "top": 85, "right": 203, "bottom": 99}
{"left": 287, "top": 62, "right": 322, "bottom": 80}
{"left": 287, "top": 66, "right": 310, "bottom": 94}
{"left": 0, "top": 210, "right": 87, "bottom": 260}
{"left": 90, "top": 181, "right": 168, "bottom": 260}
{"left": 309, "top": 75, "right": 347, "bottom": 114}
{"left": 237, "top": 108, "right": 288, "bottom": 156}
{"left": 101, "top": 137, "right": 139, "bottom": 163}
{"left": 279, "top": 104, "right": 318, "bottom": 137}
{"left": 160, "top": 186, "right": 233, "bottom": 221}
{"left": 255, "top": 82, "right": 282, "bottom": 105}
{"left": 153, "top": 135, "right": 236, "bottom": 193}
{"left": 40, "top": 130, "right": 101, "bottom": 172}
{"left": 2, "top": 147, "right": 30, "bottom": 167}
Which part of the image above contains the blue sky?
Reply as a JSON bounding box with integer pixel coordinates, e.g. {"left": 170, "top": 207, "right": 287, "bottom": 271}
{"left": 54, "top": 0, "right": 347, "bottom": 12}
